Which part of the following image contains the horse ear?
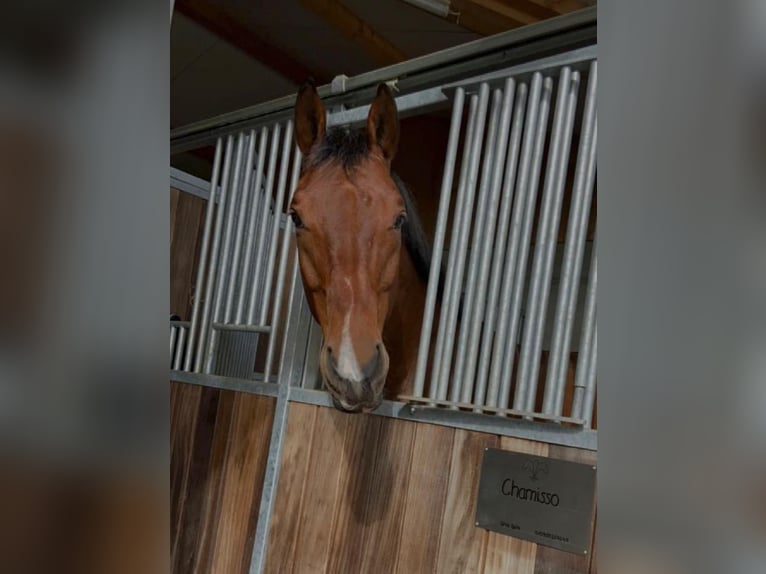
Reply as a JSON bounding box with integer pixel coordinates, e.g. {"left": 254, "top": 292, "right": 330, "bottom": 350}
{"left": 294, "top": 79, "right": 326, "bottom": 156}
{"left": 366, "top": 83, "right": 399, "bottom": 163}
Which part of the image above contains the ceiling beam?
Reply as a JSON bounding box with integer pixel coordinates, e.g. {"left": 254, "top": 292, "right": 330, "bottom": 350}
{"left": 176, "top": 0, "right": 330, "bottom": 85}
{"left": 299, "top": 0, "right": 408, "bottom": 67}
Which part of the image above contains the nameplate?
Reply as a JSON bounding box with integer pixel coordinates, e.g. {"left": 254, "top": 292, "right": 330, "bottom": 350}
{"left": 475, "top": 448, "right": 596, "bottom": 555}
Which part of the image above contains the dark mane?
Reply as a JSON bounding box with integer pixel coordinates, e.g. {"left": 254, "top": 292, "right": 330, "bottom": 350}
{"left": 308, "top": 126, "right": 432, "bottom": 285}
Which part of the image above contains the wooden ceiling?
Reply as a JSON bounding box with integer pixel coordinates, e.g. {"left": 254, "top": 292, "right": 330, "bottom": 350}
{"left": 171, "top": 0, "right": 592, "bottom": 129}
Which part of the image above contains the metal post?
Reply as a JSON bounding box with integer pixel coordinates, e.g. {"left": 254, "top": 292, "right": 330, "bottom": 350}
{"left": 184, "top": 138, "right": 223, "bottom": 371}
{"left": 413, "top": 87, "right": 465, "bottom": 398}
{"left": 204, "top": 133, "right": 246, "bottom": 373}
{"left": 543, "top": 61, "right": 598, "bottom": 416}
{"left": 170, "top": 325, "right": 177, "bottom": 364}
{"left": 173, "top": 327, "right": 186, "bottom": 371}
{"left": 225, "top": 130, "right": 257, "bottom": 322}
{"left": 439, "top": 83, "right": 490, "bottom": 403}
{"left": 259, "top": 121, "right": 295, "bottom": 325}
{"left": 515, "top": 68, "right": 579, "bottom": 414}
{"left": 451, "top": 87, "right": 504, "bottom": 404}
{"left": 480, "top": 81, "right": 528, "bottom": 407}
{"left": 431, "top": 93, "right": 480, "bottom": 400}
{"left": 263, "top": 144, "right": 303, "bottom": 383}
{"left": 491, "top": 73, "right": 551, "bottom": 409}
{"left": 460, "top": 79, "right": 516, "bottom": 408}
{"left": 237, "top": 126, "right": 270, "bottom": 324}
{"left": 247, "top": 123, "right": 283, "bottom": 325}
{"left": 572, "top": 236, "right": 597, "bottom": 424}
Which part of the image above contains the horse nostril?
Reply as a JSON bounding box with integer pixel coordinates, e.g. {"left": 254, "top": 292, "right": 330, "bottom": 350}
{"left": 326, "top": 346, "right": 333, "bottom": 355}
{"left": 375, "top": 343, "right": 382, "bottom": 354}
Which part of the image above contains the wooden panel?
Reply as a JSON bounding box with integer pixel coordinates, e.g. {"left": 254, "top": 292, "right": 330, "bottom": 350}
{"left": 483, "top": 437, "right": 549, "bottom": 574}
{"left": 533, "top": 445, "right": 597, "bottom": 574}
{"left": 170, "top": 187, "right": 205, "bottom": 320}
{"left": 395, "top": 422, "right": 456, "bottom": 573}
{"left": 291, "top": 405, "right": 350, "bottom": 573}
{"left": 171, "top": 386, "right": 221, "bottom": 574}
{"left": 359, "top": 417, "right": 417, "bottom": 573}
{"left": 436, "top": 429, "right": 499, "bottom": 574}
{"left": 326, "top": 413, "right": 382, "bottom": 573}
{"left": 170, "top": 382, "right": 202, "bottom": 557}
{"left": 263, "top": 403, "right": 317, "bottom": 574}
{"left": 189, "top": 390, "right": 236, "bottom": 574}
{"left": 209, "top": 393, "right": 275, "bottom": 574}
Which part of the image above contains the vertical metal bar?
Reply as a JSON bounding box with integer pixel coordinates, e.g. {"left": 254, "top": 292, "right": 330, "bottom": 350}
{"left": 236, "top": 126, "right": 269, "bottom": 323}
{"left": 248, "top": 252, "right": 305, "bottom": 574}
{"left": 431, "top": 93, "right": 480, "bottom": 400}
{"left": 263, "top": 144, "right": 303, "bottom": 383}
{"left": 544, "top": 61, "right": 598, "bottom": 416}
{"left": 170, "top": 325, "right": 177, "bottom": 364}
{"left": 461, "top": 80, "right": 516, "bottom": 408}
{"left": 247, "top": 123, "right": 283, "bottom": 325}
{"left": 184, "top": 138, "right": 223, "bottom": 371}
{"left": 204, "top": 133, "right": 246, "bottom": 373}
{"left": 413, "top": 87, "right": 465, "bottom": 398}
{"left": 572, "top": 238, "right": 597, "bottom": 423}
{"left": 259, "top": 120, "right": 295, "bottom": 325}
{"left": 173, "top": 327, "right": 186, "bottom": 371}
{"left": 582, "top": 324, "right": 597, "bottom": 428}
{"left": 480, "top": 82, "right": 528, "bottom": 407}
{"left": 491, "top": 72, "right": 550, "bottom": 409}
{"left": 516, "top": 68, "right": 580, "bottom": 414}
{"left": 193, "top": 136, "right": 234, "bottom": 372}
{"left": 438, "top": 83, "right": 490, "bottom": 402}
{"left": 451, "top": 87, "right": 504, "bottom": 404}
{"left": 225, "top": 130, "right": 257, "bottom": 322}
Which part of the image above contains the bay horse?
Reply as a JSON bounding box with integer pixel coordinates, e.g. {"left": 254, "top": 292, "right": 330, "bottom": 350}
{"left": 290, "top": 81, "right": 431, "bottom": 413}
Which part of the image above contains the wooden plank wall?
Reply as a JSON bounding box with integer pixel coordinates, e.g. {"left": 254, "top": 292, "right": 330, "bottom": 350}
{"left": 170, "top": 383, "right": 275, "bottom": 574}
{"left": 170, "top": 187, "right": 206, "bottom": 320}
{"left": 265, "top": 403, "right": 597, "bottom": 574}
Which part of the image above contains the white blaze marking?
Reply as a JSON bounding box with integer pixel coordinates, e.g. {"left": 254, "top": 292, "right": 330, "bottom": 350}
{"left": 336, "top": 312, "right": 363, "bottom": 382}
{"left": 335, "top": 279, "right": 363, "bottom": 382}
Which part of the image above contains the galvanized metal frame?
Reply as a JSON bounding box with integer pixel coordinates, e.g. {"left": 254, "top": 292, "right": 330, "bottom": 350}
{"left": 169, "top": 18, "right": 598, "bottom": 572}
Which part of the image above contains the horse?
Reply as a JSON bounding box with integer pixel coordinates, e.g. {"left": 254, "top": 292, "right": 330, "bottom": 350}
{"left": 289, "top": 81, "right": 432, "bottom": 413}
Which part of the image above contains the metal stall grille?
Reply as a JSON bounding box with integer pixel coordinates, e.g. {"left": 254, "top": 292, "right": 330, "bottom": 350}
{"left": 170, "top": 54, "right": 597, "bottom": 438}
{"left": 170, "top": 121, "right": 303, "bottom": 386}
{"left": 407, "top": 48, "right": 598, "bottom": 429}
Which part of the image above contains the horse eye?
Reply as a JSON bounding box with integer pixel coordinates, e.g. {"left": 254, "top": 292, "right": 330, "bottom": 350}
{"left": 289, "top": 210, "right": 304, "bottom": 229}
{"left": 393, "top": 213, "right": 407, "bottom": 230}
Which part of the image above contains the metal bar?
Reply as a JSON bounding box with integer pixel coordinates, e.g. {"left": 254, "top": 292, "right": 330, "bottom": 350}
{"left": 573, "top": 238, "right": 597, "bottom": 423}
{"left": 462, "top": 79, "right": 516, "bottom": 408}
{"left": 452, "top": 87, "right": 504, "bottom": 404}
{"left": 443, "top": 45, "right": 597, "bottom": 94}
{"left": 225, "top": 130, "right": 257, "bottom": 322}
{"left": 326, "top": 86, "right": 448, "bottom": 129}
{"left": 431, "top": 93, "right": 479, "bottom": 400}
{"left": 211, "top": 323, "right": 271, "bottom": 334}
{"left": 263, "top": 144, "right": 303, "bottom": 383}
{"left": 399, "top": 396, "right": 584, "bottom": 425}
{"left": 247, "top": 123, "right": 283, "bottom": 325}
{"left": 287, "top": 388, "right": 597, "bottom": 450}
{"left": 169, "top": 325, "right": 177, "bottom": 362}
{"left": 480, "top": 81, "right": 528, "bottom": 407}
{"left": 582, "top": 324, "right": 597, "bottom": 428}
{"left": 170, "top": 320, "right": 191, "bottom": 328}
{"left": 236, "top": 126, "right": 270, "bottom": 323}
{"left": 259, "top": 121, "right": 295, "bottom": 325}
{"left": 170, "top": 8, "right": 595, "bottom": 152}
{"left": 186, "top": 137, "right": 226, "bottom": 372}
{"left": 492, "top": 73, "right": 552, "bottom": 410}
{"left": 204, "top": 133, "right": 246, "bottom": 373}
{"left": 544, "top": 61, "right": 598, "bottom": 416}
{"left": 170, "top": 369, "right": 279, "bottom": 397}
{"left": 248, "top": 247, "right": 307, "bottom": 574}
{"left": 172, "top": 327, "right": 186, "bottom": 371}
{"left": 300, "top": 318, "right": 323, "bottom": 390}
{"left": 516, "top": 68, "right": 580, "bottom": 414}
{"left": 412, "top": 87, "right": 465, "bottom": 398}
{"left": 194, "top": 135, "right": 234, "bottom": 372}
{"left": 441, "top": 83, "right": 490, "bottom": 403}
{"left": 170, "top": 166, "right": 218, "bottom": 201}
